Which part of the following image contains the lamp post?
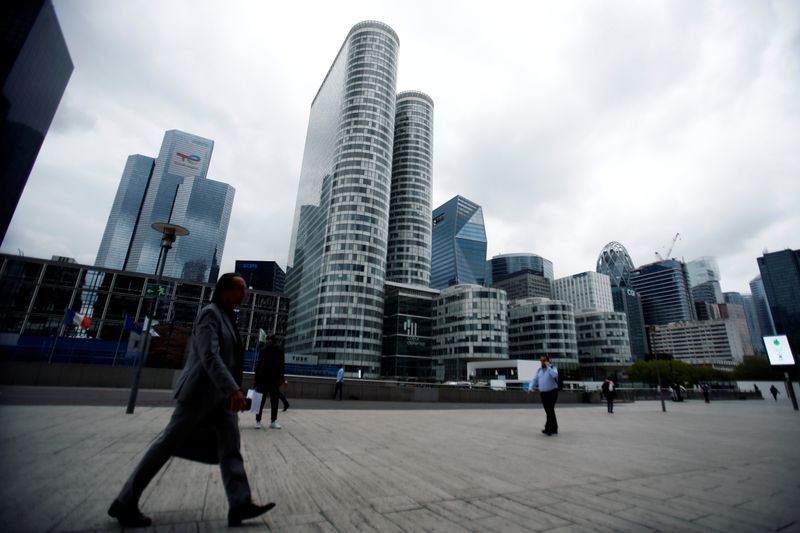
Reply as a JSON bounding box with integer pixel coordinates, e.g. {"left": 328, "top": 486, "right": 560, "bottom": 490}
{"left": 126, "top": 223, "right": 189, "bottom": 414}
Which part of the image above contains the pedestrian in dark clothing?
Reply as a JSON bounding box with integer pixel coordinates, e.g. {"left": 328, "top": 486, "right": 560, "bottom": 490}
{"left": 254, "top": 335, "right": 286, "bottom": 429}
{"left": 701, "top": 383, "right": 710, "bottom": 403}
{"left": 527, "top": 355, "right": 559, "bottom": 435}
{"left": 601, "top": 377, "right": 616, "bottom": 413}
{"left": 770, "top": 385, "right": 780, "bottom": 401}
{"left": 108, "top": 273, "right": 275, "bottom": 528}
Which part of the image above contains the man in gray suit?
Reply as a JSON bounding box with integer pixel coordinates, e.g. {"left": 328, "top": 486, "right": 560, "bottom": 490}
{"left": 108, "top": 273, "right": 275, "bottom": 527}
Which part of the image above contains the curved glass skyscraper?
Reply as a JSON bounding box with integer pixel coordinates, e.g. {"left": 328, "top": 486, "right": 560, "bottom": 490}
{"left": 285, "top": 21, "right": 400, "bottom": 377}
{"left": 596, "top": 242, "right": 635, "bottom": 288}
{"left": 386, "top": 91, "right": 434, "bottom": 286}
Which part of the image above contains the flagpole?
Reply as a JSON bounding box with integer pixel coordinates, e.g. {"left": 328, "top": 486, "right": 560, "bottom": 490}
{"left": 48, "top": 308, "right": 68, "bottom": 364}
{"left": 112, "top": 313, "right": 126, "bottom": 367}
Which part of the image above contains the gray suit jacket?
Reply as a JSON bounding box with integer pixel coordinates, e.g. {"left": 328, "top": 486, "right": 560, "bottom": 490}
{"left": 174, "top": 303, "right": 242, "bottom": 408}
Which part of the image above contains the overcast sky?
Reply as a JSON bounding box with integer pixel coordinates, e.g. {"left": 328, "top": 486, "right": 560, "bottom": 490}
{"left": 3, "top": 0, "right": 799, "bottom": 294}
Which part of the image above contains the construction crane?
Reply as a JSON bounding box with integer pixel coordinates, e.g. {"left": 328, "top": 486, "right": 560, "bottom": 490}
{"left": 655, "top": 233, "right": 680, "bottom": 261}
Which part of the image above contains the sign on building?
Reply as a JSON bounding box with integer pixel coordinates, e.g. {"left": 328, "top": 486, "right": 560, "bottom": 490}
{"left": 764, "top": 335, "right": 796, "bottom": 366}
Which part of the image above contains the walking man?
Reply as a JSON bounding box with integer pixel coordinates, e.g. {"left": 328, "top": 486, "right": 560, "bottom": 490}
{"left": 701, "top": 383, "right": 710, "bottom": 403}
{"left": 601, "top": 377, "right": 616, "bottom": 413}
{"left": 334, "top": 365, "right": 344, "bottom": 401}
{"left": 770, "top": 384, "right": 780, "bottom": 401}
{"left": 108, "top": 273, "right": 275, "bottom": 528}
{"left": 254, "top": 335, "right": 287, "bottom": 429}
{"left": 527, "top": 355, "right": 559, "bottom": 435}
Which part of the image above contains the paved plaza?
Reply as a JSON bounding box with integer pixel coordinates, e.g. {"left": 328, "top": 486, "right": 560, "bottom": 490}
{"left": 0, "top": 395, "right": 799, "bottom": 532}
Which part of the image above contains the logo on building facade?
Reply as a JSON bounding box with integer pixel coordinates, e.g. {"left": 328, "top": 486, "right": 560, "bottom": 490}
{"left": 403, "top": 318, "right": 418, "bottom": 337}
{"left": 176, "top": 152, "right": 201, "bottom": 163}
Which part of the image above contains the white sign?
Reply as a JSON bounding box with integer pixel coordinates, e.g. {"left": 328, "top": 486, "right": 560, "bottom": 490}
{"left": 764, "top": 335, "right": 796, "bottom": 366}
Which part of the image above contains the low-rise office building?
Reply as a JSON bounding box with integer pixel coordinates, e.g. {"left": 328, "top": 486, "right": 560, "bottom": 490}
{"left": 382, "top": 281, "right": 439, "bottom": 381}
{"left": 491, "top": 271, "right": 552, "bottom": 302}
{"left": 574, "top": 311, "right": 632, "bottom": 381}
{"left": 647, "top": 319, "right": 746, "bottom": 368}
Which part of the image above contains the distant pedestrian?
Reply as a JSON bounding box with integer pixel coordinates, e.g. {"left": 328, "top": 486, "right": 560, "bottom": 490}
{"left": 701, "top": 383, "right": 710, "bottom": 403}
{"left": 254, "top": 335, "right": 287, "bottom": 429}
{"left": 770, "top": 385, "right": 780, "bottom": 401}
{"left": 108, "top": 273, "right": 274, "bottom": 528}
{"left": 601, "top": 377, "right": 616, "bottom": 413}
{"left": 527, "top": 355, "right": 559, "bottom": 435}
{"left": 334, "top": 365, "right": 344, "bottom": 400}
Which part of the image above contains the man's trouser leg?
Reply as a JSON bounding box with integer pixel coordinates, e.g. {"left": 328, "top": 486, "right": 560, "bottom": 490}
{"left": 255, "top": 390, "right": 268, "bottom": 422}
{"left": 211, "top": 408, "right": 252, "bottom": 508}
{"left": 117, "top": 402, "right": 207, "bottom": 507}
{"left": 268, "top": 385, "right": 280, "bottom": 422}
{"left": 541, "top": 390, "right": 558, "bottom": 433}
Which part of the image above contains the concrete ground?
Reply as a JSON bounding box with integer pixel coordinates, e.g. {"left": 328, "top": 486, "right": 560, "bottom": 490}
{"left": 0, "top": 396, "right": 798, "bottom": 532}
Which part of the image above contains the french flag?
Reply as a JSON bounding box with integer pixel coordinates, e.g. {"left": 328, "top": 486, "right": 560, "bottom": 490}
{"left": 64, "top": 309, "right": 91, "bottom": 329}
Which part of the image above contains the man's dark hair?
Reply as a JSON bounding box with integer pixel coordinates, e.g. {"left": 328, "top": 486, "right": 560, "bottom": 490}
{"left": 211, "top": 273, "right": 245, "bottom": 305}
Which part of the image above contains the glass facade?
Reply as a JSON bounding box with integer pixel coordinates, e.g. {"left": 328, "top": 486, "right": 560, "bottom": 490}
{"left": 0, "top": 254, "right": 288, "bottom": 367}
{"left": 630, "top": 259, "right": 696, "bottom": 326}
{"left": 385, "top": 91, "right": 434, "bottom": 286}
{"left": 0, "top": 0, "right": 73, "bottom": 243}
{"left": 431, "top": 284, "right": 508, "bottom": 381}
{"left": 285, "top": 21, "right": 400, "bottom": 378}
{"left": 430, "top": 196, "right": 487, "bottom": 289}
{"left": 596, "top": 242, "right": 635, "bottom": 288}
{"left": 95, "top": 155, "right": 154, "bottom": 269}
{"left": 381, "top": 281, "right": 438, "bottom": 380}
{"left": 574, "top": 311, "right": 632, "bottom": 381}
{"left": 749, "top": 275, "right": 776, "bottom": 350}
{"left": 552, "top": 271, "right": 614, "bottom": 314}
{"left": 491, "top": 271, "right": 552, "bottom": 302}
{"left": 757, "top": 249, "right": 800, "bottom": 358}
{"left": 235, "top": 260, "right": 286, "bottom": 293}
{"left": 489, "top": 253, "right": 554, "bottom": 285}
{"left": 507, "top": 297, "right": 579, "bottom": 379}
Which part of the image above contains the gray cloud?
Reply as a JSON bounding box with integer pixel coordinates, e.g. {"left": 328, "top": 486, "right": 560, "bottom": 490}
{"left": 2, "top": 0, "right": 798, "bottom": 295}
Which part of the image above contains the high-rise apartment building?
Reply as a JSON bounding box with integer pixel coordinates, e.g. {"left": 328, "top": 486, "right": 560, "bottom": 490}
{"left": 95, "top": 130, "right": 234, "bottom": 283}
{"left": 284, "top": 21, "right": 400, "bottom": 377}
{"left": 385, "top": 91, "right": 434, "bottom": 286}
{"left": 487, "top": 253, "right": 554, "bottom": 285}
{"left": 757, "top": 249, "right": 800, "bottom": 357}
{"left": 430, "top": 196, "right": 487, "bottom": 289}
{"left": 630, "top": 259, "right": 696, "bottom": 326}
{"left": 1, "top": 0, "right": 73, "bottom": 244}
{"left": 552, "top": 271, "right": 614, "bottom": 314}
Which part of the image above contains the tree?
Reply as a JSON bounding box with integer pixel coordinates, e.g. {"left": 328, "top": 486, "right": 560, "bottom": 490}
{"left": 733, "top": 357, "right": 781, "bottom": 380}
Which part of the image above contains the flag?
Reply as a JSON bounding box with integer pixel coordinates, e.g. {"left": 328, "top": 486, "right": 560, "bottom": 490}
{"left": 143, "top": 317, "right": 160, "bottom": 337}
{"left": 64, "top": 309, "right": 91, "bottom": 329}
{"left": 123, "top": 315, "right": 143, "bottom": 334}
{"left": 258, "top": 328, "right": 267, "bottom": 344}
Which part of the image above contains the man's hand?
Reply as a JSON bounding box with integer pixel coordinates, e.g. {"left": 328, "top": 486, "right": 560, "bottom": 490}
{"left": 229, "top": 390, "right": 247, "bottom": 412}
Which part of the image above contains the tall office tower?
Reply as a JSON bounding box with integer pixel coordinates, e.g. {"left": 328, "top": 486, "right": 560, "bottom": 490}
{"left": 488, "top": 253, "right": 554, "bottom": 285}
{"left": 492, "top": 271, "right": 552, "bottom": 302}
{"left": 430, "top": 196, "right": 487, "bottom": 289}
{"left": 596, "top": 242, "right": 635, "bottom": 288}
{"left": 385, "top": 91, "right": 433, "bottom": 286}
{"left": 95, "top": 155, "right": 155, "bottom": 269}
{"left": 284, "top": 21, "right": 400, "bottom": 377}
{"left": 95, "top": 130, "right": 234, "bottom": 283}
{"left": 724, "top": 292, "right": 761, "bottom": 355}
{"left": 574, "top": 311, "right": 631, "bottom": 381}
{"left": 718, "top": 300, "right": 754, "bottom": 356}
{"left": 750, "top": 275, "right": 776, "bottom": 339}
{"left": 630, "top": 259, "right": 696, "bottom": 325}
{"left": 757, "top": 249, "right": 800, "bottom": 357}
{"left": 235, "top": 260, "right": 286, "bottom": 293}
{"left": 1, "top": 0, "right": 73, "bottom": 244}
{"left": 686, "top": 256, "right": 723, "bottom": 304}
{"left": 507, "top": 297, "right": 579, "bottom": 378}
{"left": 431, "top": 284, "right": 508, "bottom": 381}
{"left": 552, "top": 271, "right": 614, "bottom": 314}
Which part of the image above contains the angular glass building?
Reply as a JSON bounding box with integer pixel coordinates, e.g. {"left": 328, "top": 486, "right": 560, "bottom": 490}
{"left": 749, "top": 275, "right": 776, "bottom": 347}
{"left": 488, "top": 253, "right": 554, "bottom": 285}
{"left": 630, "top": 259, "right": 696, "bottom": 326}
{"left": 686, "top": 256, "right": 723, "bottom": 304}
{"left": 95, "top": 130, "right": 234, "bottom": 283}
{"left": 430, "top": 196, "right": 487, "bottom": 289}
{"left": 385, "top": 91, "right": 434, "bottom": 286}
{"left": 1, "top": 0, "right": 73, "bottom": 244}
{"left": 95, "top": 155, "right": 155, "bottom": 270}
{"left": 757, "top": 249, "right": 800, "bottom": 358}
{"left": 285, "top": 21, "right": 400, "bottom": 378}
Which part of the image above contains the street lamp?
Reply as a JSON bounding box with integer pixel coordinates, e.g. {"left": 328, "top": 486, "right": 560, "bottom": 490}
{"left": 126, "top": 222, "right": 189, "bottom": 414}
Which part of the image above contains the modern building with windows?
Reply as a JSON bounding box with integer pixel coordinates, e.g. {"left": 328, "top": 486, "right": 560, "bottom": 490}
{"left": 491, "top": 271, "right": 552, "bottom": 302}
{"left": 507, "top": 297, "right": 579, "bottom": 379}
{"left": 1, "top": 0, "right": 73, "bottom": 244}
{"left": 487, "top": 253, "right": 554, "bottom": 285}
{"left": 0, "top": 253, "right": 288, "bottom": 367}
{"left": 431, "top": 284, "right": 508, "bottom": 381}
{"left": 235, "top": 260, "right": 286, "bottom": 293}
{"left": 750, "top": 275, "right": 776, "bottom": 339}
{"left": 381, "top": 281, "right": 439, "bottom": 380}
{"left": 385, "top": 91, "right": 434, "bottom": 287}
{"left": 630, "top": 259, "right": 696, "bottom": 326}
{"left": 596, "top": 242, "right": 635, "bottom": 289}
{"left": 284, "top": 21, "right": 400, "bottom": 378}
{"left": 686, "top": 256, "right": 723, "bottom": 304}
{"left": 574, "top": 311, "right": 631, "bottom": 380}
{"left": 757, "top": 249, "right": 800, "bottom": 357}
{"left": 723, "top": 292, "right": 760, "bottom": 356}
{"left": 430, "top": 196, "right": 487, "bottom": 289}
{"left": 95, "top": 130, "right": 235, "bottom": 284}
{"left": 648, "top": 320, "right": 746, "bottom": 368}
{"left": 552, "top": 271, "right": 614, "bottom": 314}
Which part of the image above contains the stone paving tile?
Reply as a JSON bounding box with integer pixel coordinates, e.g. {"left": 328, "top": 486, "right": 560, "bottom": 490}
{"left": 547, "top": 501, "right": 656, "bottom": 533}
